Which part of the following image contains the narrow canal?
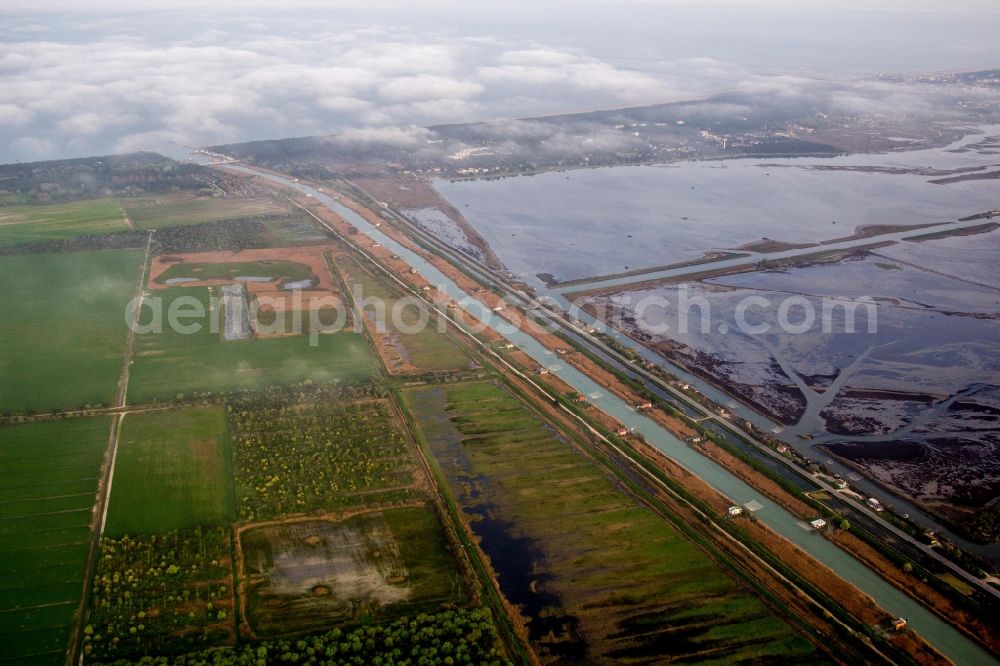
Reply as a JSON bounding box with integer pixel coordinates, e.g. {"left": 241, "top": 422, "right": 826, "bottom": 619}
{"left": 229, "top": 164, "right": 995, "bottom": 665}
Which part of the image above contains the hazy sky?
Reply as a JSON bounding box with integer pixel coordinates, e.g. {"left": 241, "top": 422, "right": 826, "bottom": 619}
{"left": 10, "top": 1, "right": 1000, "bottom": 12}
{"left": 1, "top": 2, "right": 997, "bottom": 163}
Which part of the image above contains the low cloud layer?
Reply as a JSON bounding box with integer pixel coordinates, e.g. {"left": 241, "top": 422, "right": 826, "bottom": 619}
{"left": 0, "top": 10, "right": 730, "bottom": 163}
{"left": 2, "top": 5, "right": 998, "bottom": 164}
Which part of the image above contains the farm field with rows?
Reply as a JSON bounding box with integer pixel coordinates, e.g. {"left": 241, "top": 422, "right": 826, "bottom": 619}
{"left": 122, "top": 195, "right": 288, "bottom": 230}
{"left": 0, "top": 198, "right": 129, "bottom": 244}
{"left": 105, "top": 407, "right": 235, "bottom": 536}
{"left": 85, "top": 384, "right": 485, "bottom": 663}
{"left": 0, "top": 248, "right": 142, "bottom": 414}
{"left": 0, "top": 418, "right": 111, "bottom": 665}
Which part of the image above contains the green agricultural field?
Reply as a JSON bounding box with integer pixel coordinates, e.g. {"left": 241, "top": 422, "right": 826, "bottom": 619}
{"left": 254, "top": 305, "right": 347, "bottom": 337}
{"left": 338, "top": 254, "right": 472, "bottom": 374}
{"left": 155, "top": 259, "right": 316, "bottom": 288}
{"left": 0, "top": 198, "right": 130, "bottom": 244}
{"left": 0, "top": 248, "right": 142, "bottom": 414}
{"left": 402, "top": 380, "right": 817, "bottom": 664}
{"left": 123, "top": 196, "right": 287, "bottom": 230}
{"left": 0, "top": 418, "right": 110, "bottom": 666}
{"left": 261, "top": 215, "right": 330, "bottom": 245}
{"left": 229, "top": 395, "right": 419, "bottom": 521}
{"left": 105, "top": 407, "right": 235, "bottom": 536}
{"left": 127, "top": 287, "right": 376, "bottom": 402}
{"left": 240, "top": 507, "right": 467, "bottom": 638}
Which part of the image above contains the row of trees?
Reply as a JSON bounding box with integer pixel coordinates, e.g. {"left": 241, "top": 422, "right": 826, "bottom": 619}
{"left": 0, "top": 229, "right": 147, "bottom": 256}
{"left": 136, "top": 381, "right": 388, "bottom": 416}
{"left": 151, "top": 215, "right": 318, "bottom": 254}
{"left": 93, "top": 608, "right": 511, "bottom": 666}
{"left": 0, "top": 153, "right": 217, "bottom": 204}
{"left": 0, "top": 210, "right": 320, "bottom": 258}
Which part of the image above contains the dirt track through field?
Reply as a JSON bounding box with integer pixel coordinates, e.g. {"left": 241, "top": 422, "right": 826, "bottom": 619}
{"left": 66, "top": 231, "right": 153, "bottom": 666}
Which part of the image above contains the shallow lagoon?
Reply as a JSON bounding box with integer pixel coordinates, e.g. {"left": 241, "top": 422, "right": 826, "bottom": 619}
{"left": 435, "top": 126, "right": 1000, "bottom": 284}
{"left": 584, "top": 251, "right": 1000, "bottom": 540}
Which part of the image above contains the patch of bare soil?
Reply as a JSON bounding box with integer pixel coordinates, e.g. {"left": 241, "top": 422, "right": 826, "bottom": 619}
{"left": 148, "top": 245, "right": 337, "bottom": 291}
{"left": 149, "top": 246, "right": 347, "bottom": 338}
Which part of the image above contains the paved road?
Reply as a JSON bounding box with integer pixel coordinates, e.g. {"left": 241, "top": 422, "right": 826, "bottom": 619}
{"left": 551, "top": 217, "right": 995, "bottom": 294}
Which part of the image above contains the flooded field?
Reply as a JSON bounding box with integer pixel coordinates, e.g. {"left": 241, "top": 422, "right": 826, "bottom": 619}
{"left": 239, "top": 508, "right": 466, "bottom": 638}
{"left": 876, "top": 226, "right": 1000, "bottom": 290}
{"left": 435, "top": 125, "right": 1000, "bottom": 285}
{"left": 582, "top": 242, "right": 1000, "bottom": 541}
{"left": 402, "top": 208, "right": 483, "bottom": 261}
{"left": 427, "top": 125, "right": 1000, "bottom": 544}
{"left": 402, "top": 380, "right": 817, "bottom": 663}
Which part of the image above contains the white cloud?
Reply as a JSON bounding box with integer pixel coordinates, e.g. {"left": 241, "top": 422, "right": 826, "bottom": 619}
{"left": 335, "top": 125, "right": 433, "bottom": 146}
{"left": 0, "top": 52, "right": 32, "bottom": 70}
{"left": 57, "top": 112, "right": 136, "bottom": 135}
{"left": 0, "top": 16, "right": 715, "bottom": 162}
{"left": 499, "top": 49, "right": 580, "bottom": 66}
{"left": 737, "top": 75, "right": 816, "bottom": 98}
{"left": 316, "top": 95, "right": 372, "bottom": 113}
{"left": 4, "top": 5, "right": 992, "bottom": 163}
{"left": 338, "top": 43, "right": 460, "bottom": 77}
{"left": 378, "top": 75, "right": 484, "bottom": 103}
{"left": 0, "top": 103, "right": 34, "bottom": 125}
